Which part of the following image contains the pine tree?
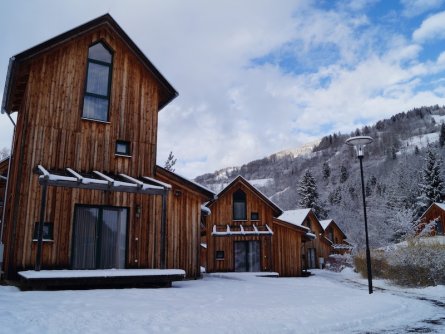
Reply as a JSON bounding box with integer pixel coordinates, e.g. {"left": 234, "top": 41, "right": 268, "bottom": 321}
{"left": 298, "top": 169, "right": 318, "bottom": 208}
{"left": 415, "top": 148, "right": 444, "bottom": 217}
{"left": 322, "top": 162, "right": 331, "bottom": 180}
{"left": 298, "top": 169, "right": 327, "bottom": 218}
{"left": 439, "top": 123, "right": 445, "bottom": 147}
{"left": 340, "top": 165, "right": 348, "bottom": 183}
{"left": 164, "top": 151, "right": 177, "bottom": 172}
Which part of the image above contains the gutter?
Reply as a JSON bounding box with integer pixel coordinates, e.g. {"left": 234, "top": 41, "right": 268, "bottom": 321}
{"left": 0, "top": 57, "right": 17, "bottom": 274}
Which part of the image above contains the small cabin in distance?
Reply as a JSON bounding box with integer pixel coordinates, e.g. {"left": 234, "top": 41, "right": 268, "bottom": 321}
{"left": 419, "top": 203, "right": 445, "bottom": 236}
{"left": 320, "top": 219, "right": 352, "bottom": 255}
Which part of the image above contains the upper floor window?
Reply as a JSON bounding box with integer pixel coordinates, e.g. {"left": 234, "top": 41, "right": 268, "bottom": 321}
{"left": 115, "top": 140, "right": 131, "bottom": 156}
{"left": 233, "top": 189, "right": 247, "bottom": 220}
{"left": 82, "top": 42, "right": 113, "bottom": 122}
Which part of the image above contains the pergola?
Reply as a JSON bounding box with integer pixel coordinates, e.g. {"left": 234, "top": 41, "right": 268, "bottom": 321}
{"left": 35, "top": 165, "right": 171, "bottom": 271}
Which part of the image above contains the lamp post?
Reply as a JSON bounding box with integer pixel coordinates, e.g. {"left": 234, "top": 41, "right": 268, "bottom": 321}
{"left": 345, "top": 136, "right": 374, "bottom": 294}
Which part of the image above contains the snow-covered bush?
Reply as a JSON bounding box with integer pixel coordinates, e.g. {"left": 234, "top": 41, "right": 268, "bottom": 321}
{"left": 325, "top": 253, "right": 353, "bottom": 272}
{"left": 385, "top": 242, "right": 445, "bottom": 287}
{"left": 354, "top": 238, "right": 445, "bottom": 287}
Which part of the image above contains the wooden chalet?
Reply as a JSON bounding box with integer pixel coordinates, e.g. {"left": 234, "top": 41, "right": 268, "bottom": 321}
{"left": 271, "top": 217, "right": 313, "bottom": 277}
{"left": 419, "top": 202, "right": 445, "bottom": 236}
{"left": 278, "top": 209, "right": 326, "bottom": 269}
{"left": 154, "top": 166, "right": 215, "bottom": 278}
{"left": 204, "top": 176, "right": 282, "bottom": 273}
{"left": 320, "top": 219, "right": 352, "bottom": 256}
{"left": 0, "top": 14, "right": 210, "bottom": 287}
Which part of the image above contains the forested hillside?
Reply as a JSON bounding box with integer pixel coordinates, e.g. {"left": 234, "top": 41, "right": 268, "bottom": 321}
{"left": 195, "top": 105, "right": 445, "bottom": 248}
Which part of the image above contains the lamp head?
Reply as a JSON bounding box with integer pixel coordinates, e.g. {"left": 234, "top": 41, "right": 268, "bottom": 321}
{"left": 345, "top": 136, "right": 373, "bottom": 157}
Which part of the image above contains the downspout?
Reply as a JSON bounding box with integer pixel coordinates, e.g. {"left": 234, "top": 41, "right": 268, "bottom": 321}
{"left": 0, "top": 57, "right": 16, "bottom": 274}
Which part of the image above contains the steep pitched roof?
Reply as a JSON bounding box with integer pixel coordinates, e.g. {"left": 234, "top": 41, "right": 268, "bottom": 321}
{"left": 278, "top": 209, "right": 312, "bottom": 227}
{"left": 320, "top": 219, "right": 347, "bottom": 240}
{"left": 155, "top": 166, "right": 216, "bottom": 200}
{"left": 209, "top": 175, "right": 283, "bottom": 217}
{"left": 2, "top": 13, "right": 177, "bottom": 113}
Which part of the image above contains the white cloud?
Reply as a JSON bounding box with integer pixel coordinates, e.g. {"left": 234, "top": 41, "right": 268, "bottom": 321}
{"left": 412, "top": 11, "right": 445, "bottom": 42}
{"left": 2, "top": 1, "right": 445, "bottom": 178}
{"left": 401, "top": 0, "right": 445, "bottom": 17}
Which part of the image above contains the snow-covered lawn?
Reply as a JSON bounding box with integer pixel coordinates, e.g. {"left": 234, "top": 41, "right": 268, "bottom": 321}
{"left": 1, "top": 269, "right": 444, "bottom": 334}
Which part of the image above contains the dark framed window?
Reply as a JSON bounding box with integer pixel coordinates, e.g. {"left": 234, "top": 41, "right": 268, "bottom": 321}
{"left": 33, "top": 222, "right": 54, "bottom": 241}
{"left": 215, "top": 250, "right": 225, "bottom": 260}
{"left": 233, "top": 189, "right": 247, "bottom": 220}
{"left": 436, "top": 220, "right": 444, "bottom": 235}
{"left": 115, "top": 140, "right": 131, "bottom": 156}
{"left": 305, "top": 219, "right": 312, "bottom": 230}
{"left": 82, "top": 42, "right": 113, "bottom": 122}
{"left": 328, "top": 228, "right": 334, "bottom": 242}
{"left": 251, "top": 212, "right": 259, "bottom": 220}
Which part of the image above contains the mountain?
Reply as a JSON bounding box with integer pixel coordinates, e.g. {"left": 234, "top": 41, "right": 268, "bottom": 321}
{"left": 195, "top": 105, "right": 445, "bottom": 248}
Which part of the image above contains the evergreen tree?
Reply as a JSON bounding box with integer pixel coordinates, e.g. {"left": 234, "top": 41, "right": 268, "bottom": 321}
{"left": 415, "top": 148, "right": 444, "bottom": 217}
{"left": 439, "top": 123, "right": 445, "bottom": 147}
{"left": 298, "top": 169, "right": 318, "bottom": 209}
{"left": 298, "top": 169, "right": 327, "bottom": 218}
{"left": 339, "top": 165, "right": 348, "bottom": 183}
{"left": 164, "top": 151, "right": 177, "bottom": 172}
{"left": 322, "top": 162, "right": 331, "bottom": 180}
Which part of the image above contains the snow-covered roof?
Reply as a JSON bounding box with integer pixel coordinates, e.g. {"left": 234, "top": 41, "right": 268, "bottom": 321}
{"left": 320, "top": 219, "right": 333, "bottom": 230}
{"left": 434, "top": 202, "right": 445, "bottom": 211}
{"left": 278, "top": 209, "right": 311, "bottom": 227}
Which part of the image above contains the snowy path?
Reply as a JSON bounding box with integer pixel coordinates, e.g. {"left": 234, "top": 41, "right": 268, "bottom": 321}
{"left": 0, "top": 270, "right": 444, "bottom": 333}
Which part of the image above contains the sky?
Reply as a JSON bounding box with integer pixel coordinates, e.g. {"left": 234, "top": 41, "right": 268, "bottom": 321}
{"left": 2, "top": 0, "right": 445, "bottom": 178}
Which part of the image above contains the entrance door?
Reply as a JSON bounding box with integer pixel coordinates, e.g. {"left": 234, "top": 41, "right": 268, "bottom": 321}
{"left": 307, "top": 248, "right": 317, "bottom": 269}
{"left": 72, "top": 205, "right": 128, "bottom": 269}
{"left": 234, "top": 241, "right": 260, "bottom": 272}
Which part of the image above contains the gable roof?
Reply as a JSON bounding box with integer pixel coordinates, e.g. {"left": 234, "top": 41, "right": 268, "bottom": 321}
{"left": 278, "top": 209, "right": 312, "bottom": 228}
{"left": 320, "top": 219, "right": 347, "bottom": 240}
{"left": 2, "top": 13, "right": 177, "bottom": 113}
{"left": 420, "top": 202, "right": 445, "bottom": 220}
{"left": 155, "top": 166, "right": 216, "bottom": 200}
{"left": 209, "top": 175, "right": 283, "bottom": 217}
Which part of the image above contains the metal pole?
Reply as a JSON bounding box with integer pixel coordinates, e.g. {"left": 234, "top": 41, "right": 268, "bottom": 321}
{"left": 35, "top": 181, "right": 48, "bottom": 271}
{"left": 358, "top": 155, "right": 373, "bottom": 294}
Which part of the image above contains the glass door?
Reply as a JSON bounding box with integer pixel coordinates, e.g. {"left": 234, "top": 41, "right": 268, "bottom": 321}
{"left": 72, "top": 205, "right": 128, "bottom": 269}
{"left": 234, "top": 241, "right": 260, "bottom": 272}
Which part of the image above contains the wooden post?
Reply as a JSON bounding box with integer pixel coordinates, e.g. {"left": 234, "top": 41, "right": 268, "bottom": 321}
{"left": 35, "top": 180, "right": 48, "bottom": 271}
{"left": 160, "top": 192, "right": 167, "bottom": 269}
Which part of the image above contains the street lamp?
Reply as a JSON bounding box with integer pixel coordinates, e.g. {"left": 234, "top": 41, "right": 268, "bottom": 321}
{"left": 345, "top": 135, "right": 374, "bottom": 294}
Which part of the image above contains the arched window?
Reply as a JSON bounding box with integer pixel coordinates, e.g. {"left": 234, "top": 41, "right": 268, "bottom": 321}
{"left": 233, "top": 189, "right": 246, "bottom": 220}
{"left": 82, "top": 42, "right": 113, "bottom": 121}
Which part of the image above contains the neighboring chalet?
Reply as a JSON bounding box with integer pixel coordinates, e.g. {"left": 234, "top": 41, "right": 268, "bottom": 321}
{"left": 278, "top": 209, "right": 329, "bottom": 269}
{"left": 0, "top": 14, "right": 213, "bottom": 286}
{"left": 320, "top": 219, "right": 352, "bottom": 255}
{"left": 0, "top": 157, "right": 8, "bottom": 222}
{"left": 419, "top": 203, "right": 445, "bottom": 236}
{"left": 203, "top": 176, "right": 315, "bottom": 277}
{"left": 204, "top": 176, "right": 281, "bottom": 273}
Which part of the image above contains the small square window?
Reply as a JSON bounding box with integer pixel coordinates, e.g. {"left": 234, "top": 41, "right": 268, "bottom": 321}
{"left": 116, "top": 140, "right": 131, "bottom": 156}
{"left": 33, "top": 222, "right": 54, "bottom": 241}
{"left": 251, "top": 212, "right": 259, "bottom": 220}
{"left": 215, "top": 251, "right": 224, "bottom": 260}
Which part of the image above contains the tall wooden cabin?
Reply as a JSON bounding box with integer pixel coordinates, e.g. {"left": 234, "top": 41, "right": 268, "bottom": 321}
{"left": 278, "top": 209, "right": 327, "bottom": 269}
{"left": 418, "top": 203, "right": 445, "bottom": 236}
{"left": 204, "top": 176, "right": 282, "bottom": 273}
{"left": 0, "top": 14, "right": 213, "bottom": 282}
{"left": 320, "top": 219, "right": 352, "bottom": 255}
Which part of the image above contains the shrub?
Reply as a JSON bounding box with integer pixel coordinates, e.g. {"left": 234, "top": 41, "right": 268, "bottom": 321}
{"left": 325, "top": 254, "right": 353, "bottom": 272}
{"left": 354, "top": 239, "right": 445, "bottom": 287}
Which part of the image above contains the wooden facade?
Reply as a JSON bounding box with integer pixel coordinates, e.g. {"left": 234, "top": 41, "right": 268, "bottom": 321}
{"left": 419, "top": 203, "right": 445, "bottom": 236}
{"left": 278, "top": 209, "right": 326, "bottom": 270}
{"left": 0, "top": 15, "right": 188, "bottom": 280}
{"left": 155, "top": 166, "right": 215, "bottom": 278}
{"left": 320, "top": 219, "right": 351, "bottom": 256}
{"left": 204, "top": 176, "right": 282, "bottom": 273}
{"left": 271, "top": 218, "right": 307, "bottom": 277}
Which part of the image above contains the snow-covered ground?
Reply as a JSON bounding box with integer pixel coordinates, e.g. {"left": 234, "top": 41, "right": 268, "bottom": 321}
{"left": 1, "top": 269, "right": 444, "bottom": 334}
